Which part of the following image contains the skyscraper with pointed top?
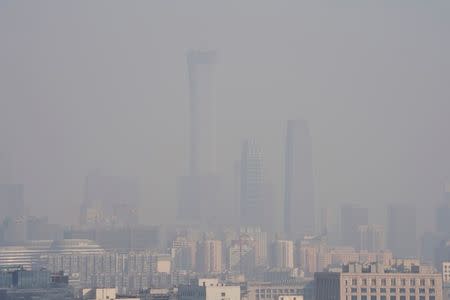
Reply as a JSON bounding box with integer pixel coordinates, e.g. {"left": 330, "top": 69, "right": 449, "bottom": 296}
{"left": 284, "top": 120, "right": 315, "bottom": 239}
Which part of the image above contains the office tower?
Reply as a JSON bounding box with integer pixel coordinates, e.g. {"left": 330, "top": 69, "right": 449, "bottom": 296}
{"left": 340, "top": 203, "right": 368, "bottom": 248}
{"left": 80, "top": 174, "right": 139, "bottom": 227}
{"left": 178, "top": 51, "right": 221, "bottom": 224}
{"left": 284, "top": 120, "right": 315, "bottom": 239}
{"left": 187, "top": 50, "right": 217, "bottom": 176}
{"left": 197, "top": 239, "right": 222, "bottom": 274}
{"left": 0, "top": 184, "right": 25, "bottom": 222}
{"left": 387, "top": 203, "right": 417, "bottom": 258}
{"left": 0, "top": 184, "right": 26, "bottom": 245}
{"left": 270, "top": 240, "right": 294, "bottom": 269}
{"left": 171, "top": 237, "right": 196, "bottom": 271}
{"left": 358, "top": 224, "right": 385, "bottom": 252}
{"left": 240, "top": 140, "right": 264, "bottom": 227}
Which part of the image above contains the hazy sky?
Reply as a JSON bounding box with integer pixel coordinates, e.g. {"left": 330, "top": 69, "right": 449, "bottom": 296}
{"left": 1, "top": 1, "right": 449, "bottom": 232}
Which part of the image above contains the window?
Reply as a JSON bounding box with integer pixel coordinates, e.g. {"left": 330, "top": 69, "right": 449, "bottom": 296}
{"left": 382, "top": 279, "right": 387, "bottom": 286}
{"left": 400, "top": 296, "right": 406, "bottom": 300}
{"left": 391, "top": 296, "right": 396, "bottom": 300}
{"left": 352, "top": 296, "right": 357, "bottom": 300}
{"left": 391, "top": 288, "right": 397, "bottom": 293}
{"left": 410, "top": 289, "right": 415, "bottom": 294}
{"left": 429, "top": 289, "right": 435, "bottom": 294}
{"left": 410, "top": 279, "right": 416, "bottom": 286}
{"left": 351, "top": 288, "right": 358, "bottom": 293}
{"left": 371, "top": 288, "right": 377, "bottom": 293}
{"left": 430, "top": 279, "right": 435, "bottom": 287}
{"left": 419, "top": 289, "right": 425, "bottom": 294}
{"left": 420, "top": 280, "right": 425, "bottom": 286}
{"left": 353, "top": 279, "right": 358, "bottom": 285}
{"left": 363, "top": 279, "right": 368, "bottom": 286}
{"left": 430, "top": 296, "right": 435, "bottom": 300}
{"left": 381, "top": 296, "right": 386, "bottom": 300}
{"left": 391, "top": 279, "right": 396, "bottom": 286}
{"left": 221, "top": 292, "right": 226, "bottom": 297}
{"left": 362, "top": 296, "right": 367, "bottom": 300}
{"left": 419, "top": 296, "right": 425, "bottom": 300}
{"left": 362, "top": 288, "right": 368, "bottom": 293}
{"left": 381, "top": 288, "right": 387, "bottom": 294}
{"left": 401, "top": 279, "right": 406, "bottom": 286}
{"left": 371, "top": 296, "right": 377, "bottom": 300}
{"left": 410, "top": 296, "right": 416, "bottom": 300}
{"left": 372, "top": 279, "right": 377, "bottom": 286}
{"left": 400, "top": 289, "right": 406, "bottom": 294}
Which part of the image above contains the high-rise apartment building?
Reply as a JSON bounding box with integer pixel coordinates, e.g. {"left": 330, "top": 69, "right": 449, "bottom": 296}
{"left": 271, "top": 240, "right": 294, "bottom": 269}
{"left": 341, "top": 203, "right": 369, "bottom": 248}
{"left": 387, "top": 203, "right": 417, "bottom": 258}
{"left": 241, "top": 226, "right": 268, "bottom": 266}
{"left": 197, "top": 240, "right": 222, "bottom": 274}
{"left": 284, "top": 120, "right": 315, "bottom": 239}
{"left": 358, "top": 224, "right": 385, "bottom": 252}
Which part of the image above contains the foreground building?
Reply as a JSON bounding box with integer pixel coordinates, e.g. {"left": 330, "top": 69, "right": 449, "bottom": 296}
{"left": 315, "top": 262, "right": 442, "bottom": 300}
{"left": 178, "top": 278, "right": 240, "bottom": 300}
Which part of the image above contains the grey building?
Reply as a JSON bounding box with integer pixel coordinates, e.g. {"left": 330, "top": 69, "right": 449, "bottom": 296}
{"left": 387, "top": 203, "right": 417, "bottom": 258}
{"left": 178, "top": 50, "right": 221, "bottom": 224}
{"left": 340, "top": 204, "right": 368, "bottom": 249}
{"left": 284, "top": 120, "right": 315, "bottom": 239}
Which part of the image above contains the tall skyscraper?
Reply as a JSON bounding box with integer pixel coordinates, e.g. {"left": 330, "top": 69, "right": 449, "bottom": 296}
{"left": 387, "top": 203, "right": 417, "bottom": 258}
{"left": 340, "top": 203, "right": 368, "bottom": 248}
{"left": 240, "top": 140, "right": 264, "bottom": 227}
{"left": 187, "top": 50, "right": 217, "bottom": 176}
{"left": 284, "top": 120, "right": 315, "bottom": 239}
{"left": 178, "top": 51, "right": 221, "bottom": 224}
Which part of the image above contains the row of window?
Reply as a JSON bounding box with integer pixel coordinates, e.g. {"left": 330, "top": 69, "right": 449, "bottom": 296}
{"left": 256, "top": 289, "right": 302, "bottom": 294}
{"left": 347, "top": 279, "right": 435, "bottom": 287}
{"left": 349, "top": 295, "right": 435, "bottom": 300}
{"left": 348, "top": 288, "right": 435, "bottom": 294}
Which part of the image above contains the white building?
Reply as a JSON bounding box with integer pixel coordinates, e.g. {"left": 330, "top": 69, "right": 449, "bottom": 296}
{"left": 81, "top": 288, "right": 140, "bottom": 300}
{"left": 178, "top": 279, "right": 240, "bottom": 300}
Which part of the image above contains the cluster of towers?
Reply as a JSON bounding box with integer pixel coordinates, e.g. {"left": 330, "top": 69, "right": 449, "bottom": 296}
{"left": 177, "top": 50, "right": 315, "bottom": 240}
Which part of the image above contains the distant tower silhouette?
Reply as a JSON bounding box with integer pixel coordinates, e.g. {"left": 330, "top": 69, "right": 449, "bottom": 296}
{"left": 284, "top": 120, "right": 315, "bottom": 239}
{"left": 187, "top": 50, "right": 217, "bottom": 176}
{"left": 178, "top": 51, "right": 220, "bottom": 223}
